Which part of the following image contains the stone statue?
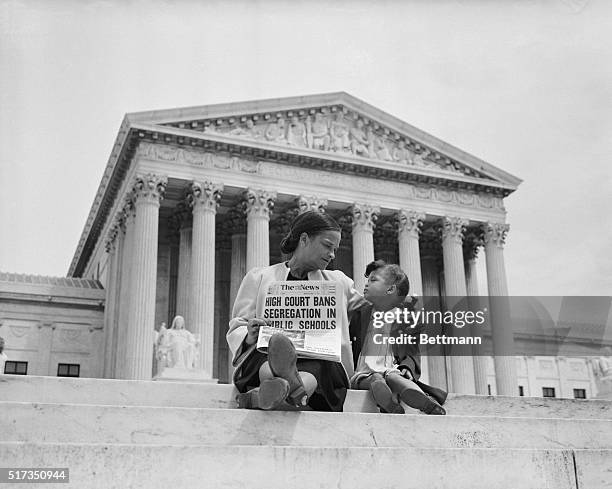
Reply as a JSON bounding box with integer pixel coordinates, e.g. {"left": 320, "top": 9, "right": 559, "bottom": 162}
{"left": 330, "top": 112, "right": 350, "bottom": 153}
{"left": 306, "top": 113, "right": 330, "bottom": 151}
{"left": 374, "top": 135, "right": 392, "bottom": 161}
{"left": 229, "top": 119, "right": 254, "bottom": 137}
{"left": 393, "top": 140, "right": 414, "bottom": 165}
{"left": 592, "top": 348, "right": 612, "bottom": 399}
{"left": 413, "top": 148, "right": 431, "bottom": 167}
{"left": 265, "top": 117, "right": 287, "bottom": 143}
{"left": 349, "top": 120, "right": 372, "bottom": 157}
{"left": 287, "top": 116, "right": 307, "bottom": 147}
{"left": 156, "top": 315, "right": 199, "bottom": 370}
{"left": 228, "top": 119, "right": 264, "bottom": 140}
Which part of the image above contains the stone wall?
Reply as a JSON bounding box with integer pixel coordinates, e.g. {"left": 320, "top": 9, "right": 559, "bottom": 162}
{"left": 0, "top": 274, "right": 105, "bottom": 377}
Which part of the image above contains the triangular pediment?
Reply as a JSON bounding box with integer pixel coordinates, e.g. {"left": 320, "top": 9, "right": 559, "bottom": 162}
{"left": 126, "top": 92, "right": 521, "bottom": 188}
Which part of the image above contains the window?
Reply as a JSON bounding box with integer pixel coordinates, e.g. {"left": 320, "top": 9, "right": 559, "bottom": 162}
{"left": 518, "top": 385, "right": 524, "bottom": 397}
{"left": 57, "top": 363, "right": 80, "bottom": 378}
{"left": 573, "top": 388, "right": 586, "bottom": 399}
{"left": 4, "top": 361, "right": 28, "bottom": 375}
{"left": 487, "top": 384, "right": 491, "bottom": 395}
{"left": 542, "top": 387, "right": 556, "bottom": 398}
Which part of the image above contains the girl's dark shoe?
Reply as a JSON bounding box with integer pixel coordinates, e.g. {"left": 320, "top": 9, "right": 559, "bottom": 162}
{"left": 371, "top": 380, "right": 405, "bottom": 414}
{"left": 267, "top": 333, "right": 308, "bottom": 407}
{"left": 400, "top": 389, "right": 447, "bottom": 415}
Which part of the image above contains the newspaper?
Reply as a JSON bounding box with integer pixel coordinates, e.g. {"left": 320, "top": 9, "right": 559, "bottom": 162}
{"left": 257, "top": 280, "right": 341, "bottom": 362}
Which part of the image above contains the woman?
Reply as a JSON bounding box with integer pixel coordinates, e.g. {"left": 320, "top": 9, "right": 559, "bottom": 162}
{"left": 226, "top": 210, "right": 365, "bottom": 411}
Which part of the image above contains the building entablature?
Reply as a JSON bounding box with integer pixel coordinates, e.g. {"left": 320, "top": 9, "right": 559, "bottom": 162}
{"left": 126, "top": 92, "right": 521, "bottom": 188}
{"left": 69, "top": 93, "right": 521, "bottom": 277}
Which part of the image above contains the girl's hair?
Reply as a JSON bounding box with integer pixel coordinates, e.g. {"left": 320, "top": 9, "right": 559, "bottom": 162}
{"left": 280, "top": 210, "right": 341, "bottom": 254}
{"left": 365, "top": 260, "right": 410, "bottom": 297}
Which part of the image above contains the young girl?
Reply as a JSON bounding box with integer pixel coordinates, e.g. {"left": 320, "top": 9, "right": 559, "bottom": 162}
{"left": 351, "top": 260, "right": 447, "bottom": 415}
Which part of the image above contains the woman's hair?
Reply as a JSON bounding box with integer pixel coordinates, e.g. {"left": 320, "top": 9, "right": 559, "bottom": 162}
{"left": 280, "top": 210, "right": 341, "bottom": 254}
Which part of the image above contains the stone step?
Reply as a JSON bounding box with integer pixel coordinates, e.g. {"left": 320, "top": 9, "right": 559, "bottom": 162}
{"left": 2, "top": 442, "right": 602, "bottom": 489}
{"left": 2, "top": 374, "right": 611, "bottom": 419}
{"left": 2, "top": 401, "right": 611, "bottom": 449}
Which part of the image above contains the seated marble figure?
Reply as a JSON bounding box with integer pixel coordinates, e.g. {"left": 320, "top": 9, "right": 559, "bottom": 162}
{"left": 156, "top": 315, "right": 199, "bottom": 370}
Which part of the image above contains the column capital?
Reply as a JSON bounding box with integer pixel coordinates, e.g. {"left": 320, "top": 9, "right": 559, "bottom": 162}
{"left": 352, "top": 203, "right": 380, "bottom": 233}
{"left": 242, "top": 188, "right": 277, "bottom": 219}
{"left": 296, "top": 195, "right": 328, "bottom": 214}
{"left": 482, "top": 222, "right": 509, "bottom": 248}
{"left": 189, "top": 180, "right": 224, "bottom": 214}
{"left": 439, "top": 216, "right": 468, "bottom": 245}
{"left": 397, "top": 209, "right": 426, "bottom": 238}
{"left": 131, "top": 173, "right": 167, "bottom": 205}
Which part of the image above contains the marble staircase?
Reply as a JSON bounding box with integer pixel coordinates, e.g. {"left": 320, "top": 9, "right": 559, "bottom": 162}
{"left": 1, "top": 374, "right": 611, "bottom": 488}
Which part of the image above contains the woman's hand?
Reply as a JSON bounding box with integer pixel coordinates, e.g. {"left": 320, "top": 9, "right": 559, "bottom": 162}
{"left": 245, "top": 318, "right": 269, "bottom": 345}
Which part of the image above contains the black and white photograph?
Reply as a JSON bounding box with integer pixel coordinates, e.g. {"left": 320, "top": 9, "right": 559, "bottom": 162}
{"left": 1, "top": 1, "right": 611, "bottom": 487}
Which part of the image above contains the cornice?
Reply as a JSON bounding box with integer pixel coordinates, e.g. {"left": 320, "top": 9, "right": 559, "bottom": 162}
{"left": 69, "top": 94, "right": 521, "bottom": 278}
{"left": 125, "top": 92, "right": 522, "bottom": 187}
{"left": 131, "top": 123, "right": 517, "bottom": 193}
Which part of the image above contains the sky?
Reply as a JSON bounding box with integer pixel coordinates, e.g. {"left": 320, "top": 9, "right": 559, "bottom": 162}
{"left": 0, "top": 0, "right": 611, "bottom": 296}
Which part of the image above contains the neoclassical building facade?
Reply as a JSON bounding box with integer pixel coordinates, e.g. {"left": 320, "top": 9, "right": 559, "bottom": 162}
{"left": 68, "top": 93, "right": 523, "bottom": 395}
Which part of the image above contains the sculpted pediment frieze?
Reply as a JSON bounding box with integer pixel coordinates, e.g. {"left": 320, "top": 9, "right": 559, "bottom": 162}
{"left": 160, "top": 106, "right": 492, "bottom": 181}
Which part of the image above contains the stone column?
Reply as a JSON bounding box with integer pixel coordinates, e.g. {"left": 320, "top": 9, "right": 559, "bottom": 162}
{"left": 243, "top": 188, "right": 277, "bottom": 272}
{"left": 397, "top": 210, "right": 425, "bottom": 297}
{"left": 115, "top": 200, "right": 135, "bottom": 379}
{"left": 102, "top": 222, "right": 120, "bottom": 379}
{"left": 124, "top": 174, "right": 167, "bottom": 380}
{"left": 464, "top": 238, "right": 488, "bottom": 395}
{"left": 483, "top": 222, "right": 517, "bottom": 396}
{"left": 176, "top": 226, "right": 192, "bottom": 321}
{"left": 108, "top": 219, "right": 125, "bottom": 379}
{"left": 223, "top": 209, "right": 247, "bottom": 379}
{"left": 440, "top": 216, "right": 476, "bottom": 394}
{"left": 213, "top": 228, "right": 232, "bottom": 382}
{"left": 189, "top": 180, "right": 223, "bottom": 377}
{"left": 351, "top": 203, "right": 380, "bottom": 293}
{"left": 397, "top": 210, "right": 426, "bottom": 380}
{"left": 420, "top": 228, "right": 447, "bottom": 390}
{"left": 228, "top": 211, "right": 248, "bottom": 311}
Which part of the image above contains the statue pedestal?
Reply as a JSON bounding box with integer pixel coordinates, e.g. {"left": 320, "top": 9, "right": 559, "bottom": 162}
{"left": 153, "top": 367, "right": 216, "bottom": 383}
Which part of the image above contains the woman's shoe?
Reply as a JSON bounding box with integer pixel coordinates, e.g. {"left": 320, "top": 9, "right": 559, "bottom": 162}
{"left": 235, "top": 378, "right": 290, "bottom": 410}
{"left": 267, "top": 333, "right": 308, "bottom": 407}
